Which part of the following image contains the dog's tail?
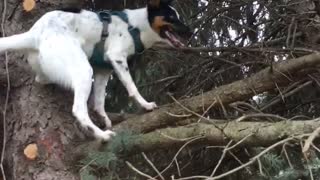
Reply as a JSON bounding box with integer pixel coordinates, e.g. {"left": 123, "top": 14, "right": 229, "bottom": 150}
{"left": 0, "top": 32, "right": 36, "bottom": 52}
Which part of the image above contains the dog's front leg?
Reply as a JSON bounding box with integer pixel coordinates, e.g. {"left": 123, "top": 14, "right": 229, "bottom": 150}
{"left": 109, "top": 57, "right": 157, "bottom": 111}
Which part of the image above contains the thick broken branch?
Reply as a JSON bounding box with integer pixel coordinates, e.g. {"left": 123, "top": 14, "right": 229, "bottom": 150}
{"left": 124, "top": 120, "right": 320, "bottom": 154}
{"left": 115, "top": 53, "right": 320, "bottom": 133}
{"left": 71, "top": 119, "right": 320, "bottom": 164}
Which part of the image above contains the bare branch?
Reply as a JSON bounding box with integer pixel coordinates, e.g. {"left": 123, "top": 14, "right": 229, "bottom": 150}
{"left": 115, "top": 53, "right": 320, "bottom": 133}
{"left": 126, "top": 161, "right": 156, "bottom": 180}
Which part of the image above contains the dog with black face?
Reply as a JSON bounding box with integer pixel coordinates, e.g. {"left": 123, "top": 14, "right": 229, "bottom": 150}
{"left": 0, "top": 0, "right": 191, "bottom": 141}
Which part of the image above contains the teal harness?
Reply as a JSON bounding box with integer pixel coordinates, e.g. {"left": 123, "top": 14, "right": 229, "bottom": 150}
{"left": 89, "top": 10, "right": 145, "bottom": 69}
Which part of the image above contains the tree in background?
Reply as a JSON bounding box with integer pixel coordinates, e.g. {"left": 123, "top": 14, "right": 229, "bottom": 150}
{"left": 2, "top": 0, "right": 320, "bottom": 179}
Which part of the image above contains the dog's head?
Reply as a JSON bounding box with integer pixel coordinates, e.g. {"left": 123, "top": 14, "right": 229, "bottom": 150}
{"left": 147, "top": 0, "right": 192, "bottom": 47}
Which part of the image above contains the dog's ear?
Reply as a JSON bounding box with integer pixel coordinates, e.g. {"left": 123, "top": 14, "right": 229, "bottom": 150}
{"left": 148, "top": 0, "right": 161, "bottom": 8}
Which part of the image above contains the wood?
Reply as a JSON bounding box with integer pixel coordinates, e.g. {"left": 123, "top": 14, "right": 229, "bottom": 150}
{"left": 114, "top": 53, "right": 320, "bottom": 133}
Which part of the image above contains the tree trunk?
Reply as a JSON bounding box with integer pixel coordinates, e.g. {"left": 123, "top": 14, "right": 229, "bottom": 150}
{"left": 0, "top": 1, "right": 87, "bottom": 179}
{"left": 2, "top": 0, "right": 320, "bottom": 179}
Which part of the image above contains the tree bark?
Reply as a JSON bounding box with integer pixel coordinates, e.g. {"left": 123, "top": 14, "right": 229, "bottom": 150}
{"left": 114, "top": 53, "right": 320, "bottom": 133}
{"left": 121, "top": 119, "right": 320, "bottom": 155}
{"left": 71, "top": 118, "right": 320, "bottom": 163}
{"left": 0, "top": 1, "right": 87, "bottom": 179}
{"left": 2, "top": 0, "right": 320, "bottom": 179}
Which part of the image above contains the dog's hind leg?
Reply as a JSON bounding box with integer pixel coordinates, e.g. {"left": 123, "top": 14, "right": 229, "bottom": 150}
{"left": 38, "top": 35, "right": 115, "bottom": 141}
{"left": 27, "top": 52, "right": 51, "bottom": 85}
{"left": 72, "top": 66, "right": 115, "bottom": 141}
{"left": 92, "top": 68, "right": 112, "bottom": 128}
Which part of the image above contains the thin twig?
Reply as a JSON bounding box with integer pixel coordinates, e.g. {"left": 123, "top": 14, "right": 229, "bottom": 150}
{"left": 257, "top": 158, "right": 265, "bottom": 177}
{"left": 174, "top": 135, "right": 309, "bottom": 180}
{"left": 175, "top": 175, "right": 213, "bottom": 180}
{"left": 168, "top": 95, "right": 224, "bottom": 131}
{"left": 282, "top": 143, "right": 294, "bottom": 169}
{"left": 229, "top": 133, "right": 254, "bottom": 150}
{"left": 230, "top": 101, "right": 262, "bottom": 113}
{"left": 303, "top": 127, "right": 320, "bottom": 154}
{"left": 175, "top": 158, "right": 181, "bottom": 177}
{"left": 157, "top": 131, "right": 201, "bottom": 142}
{"left": 1, "top": 0, "right": 9, "bottom": 178}
{"left": 228, "top": 151, "right": 252, "bottom": 175}
{"left": 142, "top": 152, "right": 165, "bottom": 180}
{"left": 301, "top": 141, "right": 314, "bottom": 180}
{"left": 210, "top": 140, "right": 233, "bottom": 177}
{"left": 311, "top": 143, "right": 320, "bottom": 153}
{"left": 209, "top": 134, "right": 309, "bottom": 180}
{"left": 79, "top": 158, "right": 98, "bottom": 173}
{"left": 165, "top": 112, "right": 192, "bottom": 118}
{"left": 209, "top": 133, "right": 254, "bottom": 176}
{"left": 217, "top": 96, "right": 228, "bottom": 119}
{"left": 236, "top": 113, "right": 288, "bottom": 122}
{"left": 197, "top": 99, "right": 217, "bottom": 123}
{"left": 261, "top": 81, "right": 312, "bottom": 111}
{"left": 126, "top": 161, "right": 156, "bottom": 180}
{"left": 155, "top": 136, "right": 204, "bottom": 179}
{"left": 307, "top": 165, "right": 314, "bottom": 180}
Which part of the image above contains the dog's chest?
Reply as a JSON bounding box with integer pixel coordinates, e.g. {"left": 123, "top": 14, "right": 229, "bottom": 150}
{"left": 88, "top": 12, "right": 145, "bottom": 69}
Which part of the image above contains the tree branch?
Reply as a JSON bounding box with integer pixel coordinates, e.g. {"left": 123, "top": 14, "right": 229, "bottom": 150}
{"left": 115, "top": 53, "right": 320, "bottom": 133}
{"left": 122, "top": 120, "right": 320, "bottom": 155}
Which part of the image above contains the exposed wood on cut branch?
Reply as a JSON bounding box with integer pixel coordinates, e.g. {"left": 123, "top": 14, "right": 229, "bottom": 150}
{"left": 121, "top": 119, "right": 320, "bottom": 155}
{"left": 114, "top": 53, "right": 320, "bottom": 133}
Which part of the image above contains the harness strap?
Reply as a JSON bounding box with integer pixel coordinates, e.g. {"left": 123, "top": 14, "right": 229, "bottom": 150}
{"left": 89, "top": 10, "right": 145, "bottom": 69}
{"left": 97, "top": 10, "right": 145, "bottom": 54}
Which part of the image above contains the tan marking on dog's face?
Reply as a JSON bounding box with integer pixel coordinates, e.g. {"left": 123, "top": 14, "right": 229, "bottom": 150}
{"left": 151, "top": 16, "right": 172, "bottom": 34}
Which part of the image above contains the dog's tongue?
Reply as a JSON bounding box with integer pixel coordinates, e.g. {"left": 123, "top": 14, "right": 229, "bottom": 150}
{"left": 165, "top": 31, "right": 185, "bottom": 48}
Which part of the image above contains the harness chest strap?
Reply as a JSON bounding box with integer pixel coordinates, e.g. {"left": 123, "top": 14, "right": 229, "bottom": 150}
{"left": 89, "top": 10, "right": 145, "bottom": 69}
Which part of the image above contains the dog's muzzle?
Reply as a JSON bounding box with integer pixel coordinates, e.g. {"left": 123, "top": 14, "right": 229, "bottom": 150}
{"left": 160, "top": 22, "right": 192, "bottom": 48}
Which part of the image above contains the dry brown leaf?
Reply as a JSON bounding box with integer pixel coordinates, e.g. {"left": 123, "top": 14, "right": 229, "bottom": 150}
{"left": 24, "top": 144, "right": 38, "bottom": 160}
{"left": 23, "top": 0, "right": 36, "bottom": 12}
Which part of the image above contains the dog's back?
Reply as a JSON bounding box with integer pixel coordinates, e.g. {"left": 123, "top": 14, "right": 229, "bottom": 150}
{"left": 0, "top": 10, "right": 102, "bottom": 53}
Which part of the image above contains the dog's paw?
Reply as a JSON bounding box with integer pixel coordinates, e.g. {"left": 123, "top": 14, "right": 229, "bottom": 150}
{"left": 142, "top": 102, "right": 158, "bottom": 111}
{"left": 98, "top": 130, "right": 116, "bottom": 142}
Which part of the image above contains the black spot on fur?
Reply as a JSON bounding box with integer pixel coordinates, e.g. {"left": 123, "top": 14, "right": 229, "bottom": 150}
{"left": 59, "top": 7, "right": 82, "bottom": 13}
{"left": 125, "top": 67, "right": 129, "bottom": 71}
{"left": 116, "top": 60, "right": 122, "bottom": 64}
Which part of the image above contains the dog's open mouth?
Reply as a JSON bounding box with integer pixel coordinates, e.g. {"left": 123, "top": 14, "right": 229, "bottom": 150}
{"left": 163, "top": 30, "right": 185, "bottom": 48}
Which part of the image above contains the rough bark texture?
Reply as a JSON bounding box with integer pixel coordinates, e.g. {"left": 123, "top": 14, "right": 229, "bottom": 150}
{"left": 124, "top": 119, "right": 320, "bottom": 155}
{"left": 1, "top": 0, "right": 320, "bottom": 179}
{"left": 114, "top": 53, "right": 320, "bottom": 133}
{"left": 71, "top": 118, "right": 320, "bottom": 160}
{"left": 1, "top": 1, "right": 86, "bottom": 179}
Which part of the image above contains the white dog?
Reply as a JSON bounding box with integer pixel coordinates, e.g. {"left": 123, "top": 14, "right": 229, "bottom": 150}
{"left": 0, "top": 0, "right": 191, "bottom": 141}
